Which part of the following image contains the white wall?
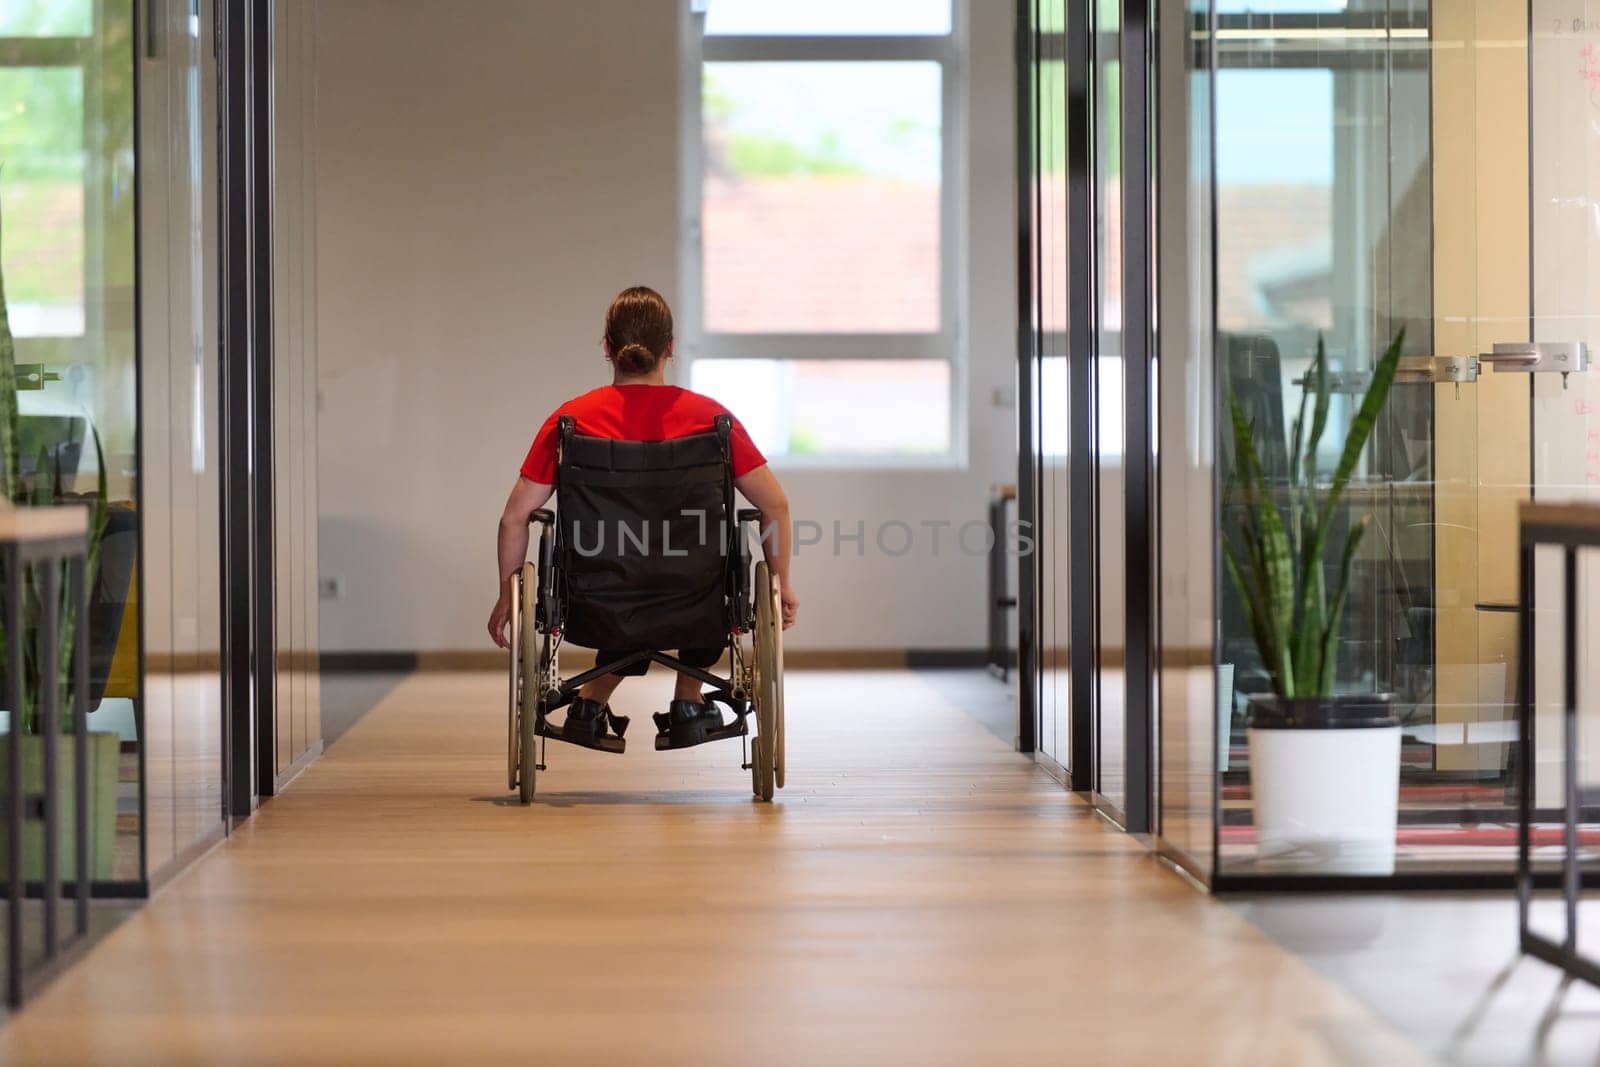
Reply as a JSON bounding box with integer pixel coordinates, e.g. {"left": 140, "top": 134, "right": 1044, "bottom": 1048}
{"left": 315, "top": 0, "right": 682, "bottom": 651}
{"left": 315, "top": 0, "right": 1017, "bottom": 653}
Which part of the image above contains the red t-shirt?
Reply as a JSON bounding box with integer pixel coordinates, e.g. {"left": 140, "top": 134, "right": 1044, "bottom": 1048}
{"left": 520, "top": 384, "right": 766, "bottom": 484}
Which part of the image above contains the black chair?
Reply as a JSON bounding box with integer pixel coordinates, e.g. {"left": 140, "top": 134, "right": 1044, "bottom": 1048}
{"left": 507, "top": 414, "right": 785, "bottom": 803}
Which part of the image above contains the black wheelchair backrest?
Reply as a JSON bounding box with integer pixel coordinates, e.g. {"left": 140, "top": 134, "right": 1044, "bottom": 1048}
{"left": 553, "top": 414, "right": 736, "bottom": 650}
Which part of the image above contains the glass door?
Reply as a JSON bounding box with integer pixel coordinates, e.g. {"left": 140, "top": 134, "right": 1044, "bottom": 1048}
{"left": 1203, "top": 0, "right": 1600, "bottom": 879}
{"left": 1020, "top": 0, "right": 1087, "bottom": 785}
{"left": 1092, "top": 0, "right": 1126, "bottom": 814}
{"left": 1529, "top": 0, "right": 1600, "bottom": 818}
{"left": 1033, "top": 0, "right": 1073, "bottom": 777}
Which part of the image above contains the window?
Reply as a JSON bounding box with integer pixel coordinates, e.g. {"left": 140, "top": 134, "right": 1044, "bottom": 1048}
{"left": 2, "top": 1, "right": 136, "bottom": 487}
{"left": 683, "top": 0, "right": 960, "bottom": 463}
{"left": 703, "top": 0, "right": 952, "bottom": 37}
{"left": 0, "top": 0, "right": 93, "bottom": 37}
{"left": 0, "top": 65, "right": 86, "bottom": 338}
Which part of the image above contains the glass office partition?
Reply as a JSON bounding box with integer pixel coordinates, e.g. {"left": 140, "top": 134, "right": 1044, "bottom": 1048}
{"left": 1529, "top": 0, "right": 1600, "bottom": 843}
{"left": 1092, "top": 0, "right": 1127, "bottom": 815}
{"left": 140, "top": 0, "right": 225, "bottom": 878}
{"left": 1167, "top": 0, "right": 1600, "bottom": 882}
{"left": 1210, "top": 0, "right": 1438, "bottom": 876}
{"left": 1016, "top": 0, "right": 1600, "bottom": 883}
{"left": 1153, "top": 0, "right": 1217, "bottom": 879}
{"left": 0, "top": 0, "right": 143, "bottom": 887}
{"left": 1033, "top": 0, "right": 1073, "bottom": 778}
{"left": 267, "top": 0, "right": 322, "bottom": 788}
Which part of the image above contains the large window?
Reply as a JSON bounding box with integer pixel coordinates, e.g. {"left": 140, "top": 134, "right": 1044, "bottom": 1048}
{"left": 1, "top": 0, "right": 140, "bottom": 884}
{"left": 2, "top": 0, "right": 137, "bottom": 511}
{"left": 682, "top": 0, "right": 960, "bottom": 463}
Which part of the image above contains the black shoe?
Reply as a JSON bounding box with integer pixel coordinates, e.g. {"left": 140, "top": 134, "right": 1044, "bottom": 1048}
{"left": 565, "top": 698, "right": 611, "bottom": 743}
{"left": 653, "top": 699, "right": 724, "bottom": 749}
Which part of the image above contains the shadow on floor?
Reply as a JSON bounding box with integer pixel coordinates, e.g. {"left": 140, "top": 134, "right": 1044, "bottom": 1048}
{"left": 320, "top": 671, "right": 410, "bottom": 749}
{"left": 1233, "top": 892, "right": 1600, "bottom": 1066}
{"left": 911, "top": 667, "right": 1018, "bottom": 748}
{"left": 470, "top": 790, "right": 771, "bottom": 808}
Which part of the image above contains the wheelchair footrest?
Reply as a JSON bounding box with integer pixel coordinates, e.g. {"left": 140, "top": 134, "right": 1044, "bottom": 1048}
{"left": 536, "top": 718, "right": 627, "bottom": 755}
{"left": 654, "top": 719, "right": 748, "bottom": 752}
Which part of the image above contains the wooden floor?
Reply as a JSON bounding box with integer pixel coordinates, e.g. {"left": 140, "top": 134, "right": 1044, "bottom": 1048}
{"left": 1, "top": 671, "right": 1421, "bottom": 1065}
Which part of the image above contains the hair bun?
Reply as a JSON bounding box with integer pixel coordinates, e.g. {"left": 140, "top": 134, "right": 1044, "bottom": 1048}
{"left": 615, "top": 342, "right": 658, "bottom": 375}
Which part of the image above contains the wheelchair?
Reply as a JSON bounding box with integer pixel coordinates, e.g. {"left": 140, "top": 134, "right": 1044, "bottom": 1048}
{"left": 507, "top": 414, "right": 786, "bottom": 804}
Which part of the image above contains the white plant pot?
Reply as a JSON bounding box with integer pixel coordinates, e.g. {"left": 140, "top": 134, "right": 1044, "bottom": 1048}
{"left": 1247, "top": 696, "right": 1401, "bottom": 876}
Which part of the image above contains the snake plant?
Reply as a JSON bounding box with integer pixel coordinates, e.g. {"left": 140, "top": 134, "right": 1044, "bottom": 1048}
{"left": 1222, "top": 331, "right": 1405, "bottom": 700}
{"left": 0, "top": 198, "right": 108, "bottom": 733}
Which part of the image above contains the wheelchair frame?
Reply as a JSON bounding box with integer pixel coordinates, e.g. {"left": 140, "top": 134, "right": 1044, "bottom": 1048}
{"left": 508, "top": 416, "right": 785, "bottom": 804}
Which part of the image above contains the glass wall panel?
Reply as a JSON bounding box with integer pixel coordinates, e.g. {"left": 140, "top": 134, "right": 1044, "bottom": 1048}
{"left": 1197, "top": 0, "right": 1600, "bottom": 879}
{"left": 1211, "top": 0, "right": 1440, "bottom": 874}
{"left": 1531, "top": 0, "right": 1600, "bottom": 831}
{"left": 1154, "top": 0, "right": 1217, "bottom": 878}
{"left": 1023, "top": 0, "right": 1600, "bottom": 882}
{"left": 1039, "top": 4, "right": 1071, "bottom": 774}
{"left": 269, "top": 0, "right": 321, "bottom": 783}
{"left": 140, "top": 0, "right": 223, "bottom": 876}
{"left": 1092, "top": 0, "right": 1126, "bottom": 813}
{"left": 0, "top": 0, "right": 141, "bottom": 883}
{"left": 1024, "top": 0, "right": 1072, "bottom": 776}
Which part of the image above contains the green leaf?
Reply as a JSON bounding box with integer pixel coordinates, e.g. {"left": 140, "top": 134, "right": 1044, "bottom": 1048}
{"left": 1227, "top": 391, "right": 1295, "bottom": 693}
{"left": 1299, "top": 331, "right": 1402, "bottom": 695}
{"left": 1317, "top": 329, "right": 1405, "bottom": 536}
{"left": 1304, "top": 337, "right": 1331, "bottom": 479}
{"left": 0, "top": 194, "right": 16, "bottom": 503}
{"left": 1288, "top": 362, "right": 1309, "bottom": 494}
{"left": 56, "top": 426, "right": 110, "bottom": 718}
{"left": 1223, "top": 537, "right": 1281, "bottom": 692}
{"left": 1231, "top": 396, "right": 1297, "bottom": 693}
{"left": 1287, "top": 349, "right": 1312, "bottom": 557}
{"left": 1320, "top": 516, "right": 1371, "bottom": 693}
{"left": 1227, "top": 392, "right": 1262, "bottom": 515}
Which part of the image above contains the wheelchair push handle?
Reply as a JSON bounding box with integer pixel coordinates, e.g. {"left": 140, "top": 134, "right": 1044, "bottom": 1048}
{"left": 530, "top": 508, "right": 555, "bottom": 527}
{"left": 736, "top": 508, "right": 761, "bottom": 525}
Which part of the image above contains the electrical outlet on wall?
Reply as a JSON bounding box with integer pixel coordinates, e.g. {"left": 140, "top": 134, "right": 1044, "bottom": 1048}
{"left": 319, "top": 577, "right": 344, "bottom": 601}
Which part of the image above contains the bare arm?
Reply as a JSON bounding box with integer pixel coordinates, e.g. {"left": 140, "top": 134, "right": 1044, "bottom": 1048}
{"left": 734, "top": 464, "right": 797, "bottom": 628}
{"left": 488, "top": 476, "right": 554, "bottom": 648}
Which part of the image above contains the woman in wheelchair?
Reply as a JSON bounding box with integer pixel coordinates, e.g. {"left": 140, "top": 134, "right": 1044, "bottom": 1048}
{"left": 488, "top": 286, "right": 797, "bottom": 755}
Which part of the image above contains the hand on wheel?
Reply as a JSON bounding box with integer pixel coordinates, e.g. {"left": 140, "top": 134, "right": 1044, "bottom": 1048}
{"left": 780, "top": 584, "right": 799, "bottom": 630}
{"left": 488, "top": 593, "right": 512, "bottom": 649}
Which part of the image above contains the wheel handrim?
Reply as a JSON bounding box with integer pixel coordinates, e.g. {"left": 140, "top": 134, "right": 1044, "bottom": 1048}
{"left": 767, "top": 572, "right": 784, "bottom": 788}
{"left": 507, "top": 571, "right": 522, "bottom": 791}
{"left": 752, "top": 563, "right": 781, "bottom": 799}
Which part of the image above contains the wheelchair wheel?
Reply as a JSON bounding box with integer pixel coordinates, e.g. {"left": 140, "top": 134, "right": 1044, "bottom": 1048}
{"left": 517, "top": 562, "right": 540, "bottom": 805}
{"left": 751, "top": 561, "right": 783, "bottom": 801}
{"left": 507, "top": 565, "right": 524, "bottom": 792}
{"left": 520, "top": 685, "right": 539, "bottom": 804}
{"left": 751, "top": 737, "right": 771, "bottom": 801}
{"left": 768, "top": 575, "right": 786, "bottom": 789}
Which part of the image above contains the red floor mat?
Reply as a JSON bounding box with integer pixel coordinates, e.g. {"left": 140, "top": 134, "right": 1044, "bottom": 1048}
{"left": 1219, "top": 825, "right": 1600, "bottom": 847}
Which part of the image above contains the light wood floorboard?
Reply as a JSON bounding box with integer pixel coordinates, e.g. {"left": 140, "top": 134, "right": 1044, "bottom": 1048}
{"left": 0, "top": 671, "right": 1422, "bottom": 1065}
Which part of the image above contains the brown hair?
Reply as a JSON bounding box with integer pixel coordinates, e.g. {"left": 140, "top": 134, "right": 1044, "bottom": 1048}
{"left": 604, "top": 286, "right": 674, "bottom": 376}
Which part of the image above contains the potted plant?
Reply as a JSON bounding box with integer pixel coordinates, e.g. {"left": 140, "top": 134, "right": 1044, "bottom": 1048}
{"left": 0, "top": 199, "right": 119, "bottom": 882}
{"left": 1223, "top": 331, "right": 1405, "bottom": 875}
